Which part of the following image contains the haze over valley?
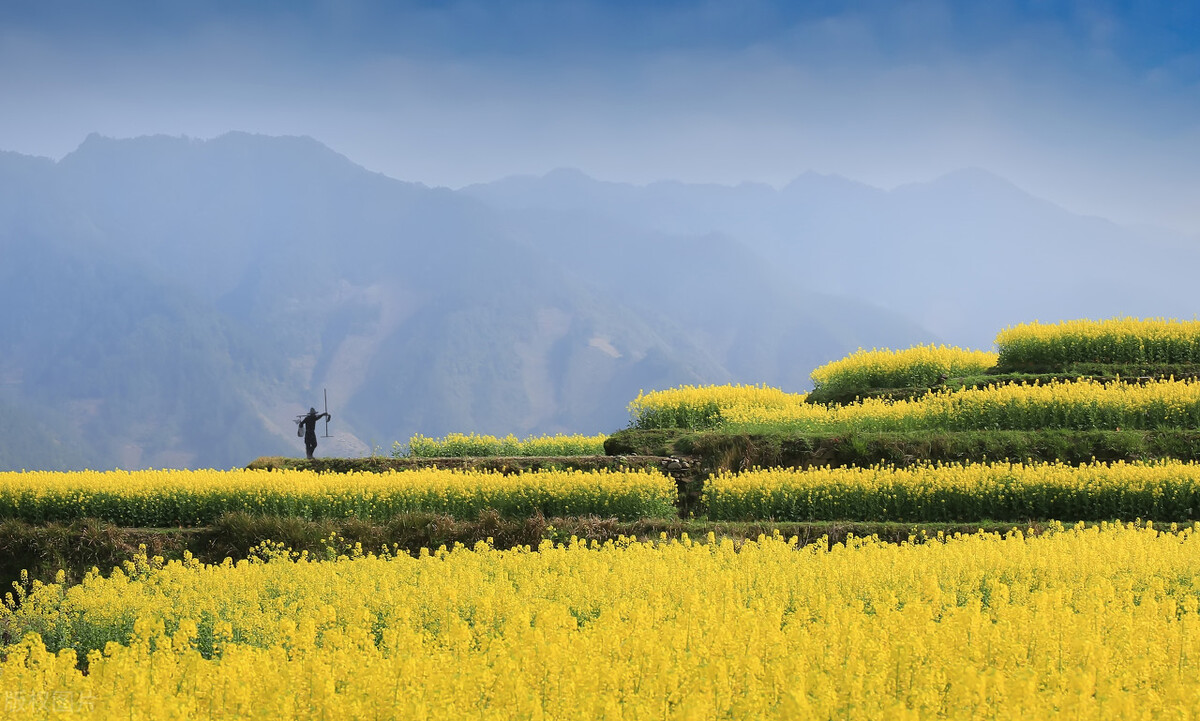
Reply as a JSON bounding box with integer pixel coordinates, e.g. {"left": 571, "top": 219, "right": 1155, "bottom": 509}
{"left": 1, "top": 132, "right": 1196, "bottom": 469}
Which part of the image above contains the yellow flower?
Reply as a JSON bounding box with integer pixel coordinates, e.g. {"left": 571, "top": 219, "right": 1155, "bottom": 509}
{"left": 7, "top": 524, "right": 1200, "bottom": 719}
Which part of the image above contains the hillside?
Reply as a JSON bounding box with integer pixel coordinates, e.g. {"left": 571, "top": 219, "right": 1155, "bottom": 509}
{"left": 0, "top": 133, "right": 933, "bottom": 469}
{"left": 11, "top": 133, "right": 1195, "bottom": 470}
{"left": 0, "top": 229, "right": 293, "bottom": 469}
{"left": 466, "top": 167, "right": 1200, "bottom": 349}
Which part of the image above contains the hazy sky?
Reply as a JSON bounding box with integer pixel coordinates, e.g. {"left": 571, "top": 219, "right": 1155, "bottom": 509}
{"left": 2, "top": 0, "right": 1198, "bottom": 234}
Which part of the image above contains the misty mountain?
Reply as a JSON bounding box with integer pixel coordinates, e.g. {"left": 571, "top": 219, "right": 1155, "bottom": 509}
{"left": 9, "top": 131, "right": 1196, "bottom": 471}
{"left": 0, "top": 225, "right": 292, "bottom": 469}
{"left": 466, "top": 167, "right": 1200, "bottom": 349}
{"left": 0, "top": 133, "right": 935, "bottom": 470}
{"left": 21, "top": 131, "right": 1191, "bottom": 472}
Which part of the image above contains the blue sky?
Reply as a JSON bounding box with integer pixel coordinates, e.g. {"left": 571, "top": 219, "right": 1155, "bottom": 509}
{"left": 2, "top": 0, "right": 1198, "bottom": 233}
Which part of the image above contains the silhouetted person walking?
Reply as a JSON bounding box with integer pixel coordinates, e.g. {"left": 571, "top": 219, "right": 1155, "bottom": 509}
{"left": 297, "top": 407, "right": 331, "bottom": 459}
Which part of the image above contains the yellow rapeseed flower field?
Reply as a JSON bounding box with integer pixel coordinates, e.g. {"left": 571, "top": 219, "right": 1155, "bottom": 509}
{"left": 705, "top": 459, "right": 1200, "bottom": 522}
{"left": 0, "top": 467, "right": 676, "bottom": 525}
{"left": 400, "top": 432, "right": 608, "bottom": 458}
{"left": 5, "top": 524, "right": 1200, "bottom": 719}
{"left": 722, "top": 377, "right": 1200, "bottom": 432}
{"left": 631, "top": 377, "right": 1200, "bottom": 433}
{"left": 628, "top": 383, "right": 804, "bottom": 429}
{"left": 810, "top": 344, "right": 998, "bottom": 394}
{"left": 996, "top": 316, "right": 1200, "bottom": 366}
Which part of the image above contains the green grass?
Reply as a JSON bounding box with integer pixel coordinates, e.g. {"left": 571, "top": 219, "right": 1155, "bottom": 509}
{"left": 0, "top": 513, "right": 1134, "bottom": 592}
{"left": 702, "top": 463, "right": 1200, "bottom": 523}
{"left": 248, "top": 455, "right": 656, "bottom": 473}
{"left": 396, "top": 432, "right": 608, "bottom": 458}
{"left": 805, "top": 369, "right": 1200, "bottom": 406}
{"left": 607, "top": 428, "right": 1200, "bottom": 471}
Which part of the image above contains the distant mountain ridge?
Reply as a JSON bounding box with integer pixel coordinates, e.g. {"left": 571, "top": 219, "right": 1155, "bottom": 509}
{"left": 466, "top": 165, "right": 1200, "bottom": 348}
{"left": 5, "top": 132, "right": 1193, "bottom": 470}
{"left": 0, "top": 133, "right": 936, "bottom": 470}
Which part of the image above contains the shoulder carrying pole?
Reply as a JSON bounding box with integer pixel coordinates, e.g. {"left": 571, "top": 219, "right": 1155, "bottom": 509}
{"left": 323, "top": 388, "right": 331, "bottom": 438}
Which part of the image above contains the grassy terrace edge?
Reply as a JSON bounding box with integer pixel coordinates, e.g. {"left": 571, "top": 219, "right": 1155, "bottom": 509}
{"left": 11, "top": 424, "right": 1200, "bottom": 592}
{"left": 606, "top": 428, "right": 1200, "bottom": 469}
{"left": 252, "top": 428, "right": 1200, "bottom": 478}
{"left": 246, "top": 455, "right": 663, "bottom": 473}
{"left": 0, "top": 513, "right": 1132, "bottom": 591}
{"left": 798, "top": 365, "right": 1200, "bottom": 406}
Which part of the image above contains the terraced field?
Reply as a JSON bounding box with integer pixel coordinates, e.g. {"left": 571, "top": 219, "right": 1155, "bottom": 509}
{"left": 8, "top": 317, "right": 1200, "bottom": 719}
